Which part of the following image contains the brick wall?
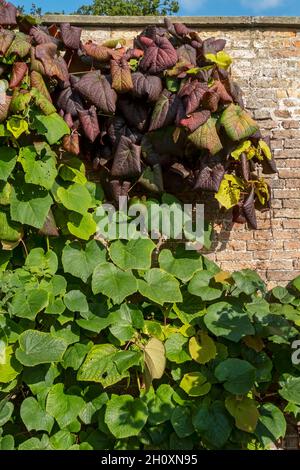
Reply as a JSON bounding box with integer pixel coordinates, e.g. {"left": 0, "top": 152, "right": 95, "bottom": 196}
{"left": 44, "top": 15, "right": 300, "bottom": 287}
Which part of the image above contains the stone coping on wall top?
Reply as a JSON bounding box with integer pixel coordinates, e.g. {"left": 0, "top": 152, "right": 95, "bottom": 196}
{"left": 42, "top": 15, "right": 300, "bottom": 29}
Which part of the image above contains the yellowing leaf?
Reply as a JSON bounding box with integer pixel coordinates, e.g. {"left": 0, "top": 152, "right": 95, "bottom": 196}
{"left": 144, "top": 337, "right": 166, "bottom": 389}
{"left": 243, "top": 335, "right": 265, "bottom": 353}
{"left": 188, "top": 117, "right": 223, "bottom": 155}
{"left": 214, "top": 271, "right": 232, "bottom": 284}
{"left": 215, "top": 174, "right": 244, "bottom": 209}
{"left": 254, "top": 178, "right": 270, "bottom": 205}
{"left": 205, "top": 51, "right": 232, "bottom": 69}
{"left": 225, "top": 395, "right": 259, "bottom": 433}
{"left": 231, "top": 140, "right": 251, "bottom": 160}
{"left": 180, "top": 371, "right": 211, "bottom": 397}
{"left": 258, "top": 140, "right": 272, "bottom": 160}
{"left": 7, "top": 117, "right": 29, "bottom": 139}
{"left": 189, "top": 331, "right": 217, "bottom": 364}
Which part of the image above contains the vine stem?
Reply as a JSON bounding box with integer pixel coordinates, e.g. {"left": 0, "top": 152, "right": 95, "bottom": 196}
{"left": 20, "top": 239, "right": 28, "bottom": 257}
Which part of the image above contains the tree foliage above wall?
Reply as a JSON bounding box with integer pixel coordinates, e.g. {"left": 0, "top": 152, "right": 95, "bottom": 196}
{"left": 0, "top": 2, "right": 295, "bottom": 453}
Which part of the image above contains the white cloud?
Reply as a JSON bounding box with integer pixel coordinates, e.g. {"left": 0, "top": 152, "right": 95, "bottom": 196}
{"left": 179, "top": 0, "right": 207, "bottom": 14}
{"left": 240, "top": 0, "right": 284, "bottom": 11}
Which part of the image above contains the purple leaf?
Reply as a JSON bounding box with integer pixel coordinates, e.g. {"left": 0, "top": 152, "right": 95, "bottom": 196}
{"left": 57, "top": 86, "right": 84, "bottom": 118}
{"left": 74, "top": 71, "right": 117, "bottom": 114}
{"left": 111, "top": 135, "right": 142, "bottom": 179}
{"left": 107, "top": 116, "right": 142, "bottom": 146}
{"left": 131, "top": 72, "right": 163, "bottom": 102}
{"left": 35, "top": 43, "right": 69, "bottom": 83}
{"left": 60, "top": 23, "right": 82, "bottom": 50}
{"left": 110, "top": 179, "right": 131, "bottom": 201}
{"left": 0, "top": 1, "right": 17, "bottom": 26}
{"left": 149, "top": 89, "right": 181, "bottom": 132}
{"left": 243, "top": 187, "right": 257, "bottom": 229}
{"left": 194, "top": 163, "right": 225, "bottom": 192}
{"left": 78, "top": 106, "right": 100, "bottom": 143}
{"left": 0, "top": 29, "right": 14, "bottom": 55}
{"left": 139, "top": 36, "right": 177, "bottom": 74}
{"left": 177, "top": 44, "right": 197, "bottom": 65}
{"left": 202, "top": 38, "right": 226, "bottom": 55}
{"left": 178, "top": 80, "right": 208, "bottom": 114}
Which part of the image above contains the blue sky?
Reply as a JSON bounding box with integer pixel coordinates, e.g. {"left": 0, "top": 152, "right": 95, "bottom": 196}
{"left": 18, "top": 0, "right": 300, "bottom": 15}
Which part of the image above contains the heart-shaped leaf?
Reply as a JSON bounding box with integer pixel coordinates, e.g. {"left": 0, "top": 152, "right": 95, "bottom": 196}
{"left": 9, "top": 62, "right": 28, "bottom": 88}
{"left": 0, "top": 2, "right": 17, "bottom": 26}
{"left": 0, "top": 29, "right": 14, "bottom": 55}
{"left": 220, "top": 104, "right": 259, "bottom": 141}
{"left": 140, "top": 36, "right": 177, "bottom": 74}
{"left": 149, "top": 89, "right": 181, "bottom": 131}
{"left": 179, "top": 110, "right": 210, "bottom": 132}
{"left": 111, "top": 135, "right": 142, "bottom": 179}
{"left": 30, "top": 71, "right": 52, "bottom": 102}
{"left": 60, "top": 23, "right": 82, "bottom": 50}
{"left": 131, "top": 72, "right": 163, "bottom": 102}
{"left": 35, "top": 43, "right": 69, "bottom": 83}
{"left": 92, "top": 262, "right": 137, "bottom": 304}
{"left": 111, "top": 57, "right": 133, "bottom": 93}
{"left": 74, "top": 71, "right": 117, "bottom": 114}
{"left": 179, "top": 80, "right": 208, "bottom": 114}
{"left": 78, "top": 106, "right": 100, "bottom": 143}
{"left": 188, "top": 117, "right": 223, "bottom": 155}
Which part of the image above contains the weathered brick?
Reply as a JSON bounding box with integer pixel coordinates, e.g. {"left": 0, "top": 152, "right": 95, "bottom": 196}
{"left": 282, "top": 219, "right": 300, "bottom": 229}
{"left": 282, "top": 120, "right": 300, "bottom": 129}
{"left": 266, "top": 270, "right": 300, "bottom": 281}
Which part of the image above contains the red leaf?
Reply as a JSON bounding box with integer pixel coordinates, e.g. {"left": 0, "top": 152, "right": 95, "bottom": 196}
{"left": 63, "top": 131, "right": 80, "bottom": 155}
{"left": 0, "top": 93, "right": 11, "bottom": 122}
{"left": 194, "top": 163, "right": 225, "bottom": 192}
{"left": 243, "top": 187, "right": 257, "bottom": 229}
{"left": 9, "top": 62, "right": 28, "bottom": 88}
{"left": 179, "top": 110, "right": 211, "bottom": 132}
{"left": 30, "top": 71, "right": 52, "bottom": 102}
{"left": 57, "top": 86, "right": 84, "bottom": 118}
{"left": 78, "top": 106, "right": 100, "bottom": 143}
{"left": 0, "top": 29, "right": 14, "bottom": 55}
{"left": 35, "top": 43, "right": 69, "bottom": 83}
{"left": 83, "top": 41, "right": 112, "bottom": 62}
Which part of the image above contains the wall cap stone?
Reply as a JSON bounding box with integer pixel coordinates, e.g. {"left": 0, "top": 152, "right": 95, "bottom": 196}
{"left": 42, "top": 15, "right": 300, "bottom": 29}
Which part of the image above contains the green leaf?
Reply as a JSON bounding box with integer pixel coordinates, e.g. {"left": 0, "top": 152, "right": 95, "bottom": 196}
{"left": 0, "top": 401, "right": 14, "bottom": 426}
{"left": 0, "top": 210, "right": 23, "bottom": 244}
{"left": 15, "top": 330, "right": 68, "bottom": 366}
{"left": 220, "top": 104, "right": 259, "bottom": 141}
{"left": 171, "top": 406, "right": 194, "bottom": 438}
{"left": 46, "top": 383, "right": 85, "bottom": 429}
{"left": 188, "top": 117, "right": 223, "bottom": 155}
{"left": 189, "top": 332, "right": 217, "bottom": 364}
{"left": 232, "top": 269, "right": 266, "bottom": 295}
{"left": 18, "top": 145, "right": 57, "bottom": 190}
{"left": 10, "top": 183, "right": 53, "bottom": 229}
{"left": 0, "top": 181, "right": 11, "bottom": 206}
{"left": 92, "top": 262, "right": 137, "bottom": 304}
{"left": 0, "top": 342, "right": 22, "bottom": 383}
{"left": 20, "top": 397, "right": 54, "bottom": 433}
{"left": 138, "top": 268, "right": 182, "bottom": 305}
{"left": 77, "top": 344, "right": 129, "bottom": 387}
{"left": 0, "top": 147, "right": 17, "bottom": 181}
{"left": 188, "top": 270, "right": 222, "bottom": 301}
{"left": 64, "top": 290, "right": 88, "bottom": 313}
{"left": 204, "top": 301, "right": 254, "bottom": 342}
{"left": 7, "top": 116, "right": 29, "bottom": 139}
{"left": 62, "top": 240, "right": 106, "bottom": 283}
{"left": 279, "top": 375, "right": 300, "bottom": 405}
{"left": 255, "top": 403, "right": 286, "bottom": 447}
{"left": 11, "top": 288, "right": 49, "bottom": 320}
{"left": 215, "top": 358, "right": 256, "bottom": 394}
{"left": 59, "top": 158, "right": 87, "bottom": 185}
{"left": 192, "top": 401, "right": 232, "bottom": 448}
{"left": 25, "top": 247, "right": 58, "bottom": 275}
{"left": 105, "top": 395, "right": 148, "bottom": 439}
{"left": 215, "top": 174, "right": 243, "bottom": 209}
{"left": 205, "top": 51, "right": 232, "bottom": 69}
{"left": 67, "top": 212, "right": 97, "bottom": 240}
{"left": 57, "top": 183, "right": 92, "bottom": 215}
{"left": 109, "top": 238, "right": 156, "bottom": 270}
{"left": 34, "top": 113, "right": 70, "bottom": 145}
{"left": 225, "top": 395, "right": 259, "bottom": 433}
{"left": 62, "top": 343, "right": 91, "bottom": 371}
{"left": 0, "top": 435, "right": 14, "bottom": 450}
{"left": 159, "top": 246, "right": 203, "bottom": 282}
{"left": 165, "top": 333, "right": 191, "bottom": 364}
{"left": 180, "top": 372, "right": 211, "bottom": 397}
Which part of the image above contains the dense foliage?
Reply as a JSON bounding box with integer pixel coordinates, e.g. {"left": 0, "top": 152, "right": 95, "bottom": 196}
{"left": 76, "top": 0, "right": 180, "bottom": 16}
{"left": 0, "top": 1, "right": 297, "bottom": 452}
